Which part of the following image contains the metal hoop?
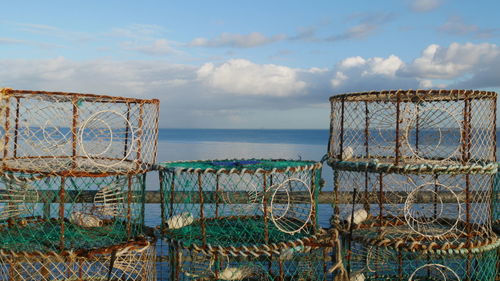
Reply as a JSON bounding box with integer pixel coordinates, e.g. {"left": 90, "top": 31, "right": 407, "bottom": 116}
{"left": 404, "top": 182, "right": 462, "bottom": 238}
{"left": 270, "top": 177, "right": 313, "bottom": 234}
{"left": 409, "top": 263, "right": 460, "bottom": 281}
{"left": 79, "top": 110, "right": 135, "bottom": 167}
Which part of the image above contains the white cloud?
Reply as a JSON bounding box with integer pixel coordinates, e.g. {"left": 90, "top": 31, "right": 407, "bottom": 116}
{"left": 197, "top": 59, "right": 306, "bottom": 96}
{"left": 364, "top": 55, "right": 404, "bottom": 77}
{"left": 337, "top": 55, "right": 404, "bottom": 77}
{"left": 0, "top": 42, "right": 499, "bottom": 128}
{"left": 419, "top": 79, "right": 434, "bottom": 88}
{"left": 329, "top": 54, "right": 410, "bottom": 90}
{"left": 399, "top": 42, "right": 500, "bottom": 79}
{"left": 331, "top": 71, "right": 347, "bottom": 87}
{"left": 190, "top": 32, "right": 286, "bottom": 48}
{"left": 339, "top": 56, "right": 366, "bottom": 68}
{"left": 409, "top": 0, "right": 443, "bottom": 12}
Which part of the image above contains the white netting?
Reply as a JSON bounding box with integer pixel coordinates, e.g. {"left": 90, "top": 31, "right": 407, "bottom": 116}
{"left": 329, "top": 90, "right": 497, "bottom": 165}
{"left": 0, "top": 89, "right": 159, "bottom": 176}
{"left": 331, "top": 169, "right": 495, "bottom": 248}
{"left": 0, "top": 239, "right": 156, "bottom": 281}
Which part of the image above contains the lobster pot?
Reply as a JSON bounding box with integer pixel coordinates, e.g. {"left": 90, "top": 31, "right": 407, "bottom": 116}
{"left": 0, "top": 237, "right": 157, "bottom": 281}
{"left": 344, "top": 238, "right": 500, "bottom": 281}
{"left": 329, "top": 161, "right": 498, "bottom": 251}
{"left": 0, "top": 172, "right": 146, "bottom": 252}
{"left": 0, "top": 89, "right": 159, "bottom": 176}
{"left": 166, "top": 232, "right": 333, "bottom": 281}
{"left": 158, "top": 159, "right": 322, "bottom": 247}
{"left": 328, "top": 90, "right": 497, "bottom": 166}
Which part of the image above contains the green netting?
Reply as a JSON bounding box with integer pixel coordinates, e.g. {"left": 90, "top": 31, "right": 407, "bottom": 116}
{"left": 159, "top": 159, "right": 319, "bottom": 172}
{"left": 330, "top": 168, "right": 496, "bottom": 249}
{"left": 167, "top": 241, "right": 332, "bottom": 281}
{"left": 165, "top": 217, "right": 314, "bottom": 248}
{"left": 343, "top": 238, "right": 499, "bottom": 281}
{"left": 0, "top": 172, "right": 146, "bottom": 253}
{"left": 159, "top": 159, "right": 322, "bottom": 248}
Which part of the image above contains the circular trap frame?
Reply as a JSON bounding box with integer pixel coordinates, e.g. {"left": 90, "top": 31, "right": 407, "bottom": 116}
{"left": 166, "top": 229, "right": 333, "bottom": 281}
{"left": 328, "top": 89, "right": 497, "bottom": 166}
{"left": 329, "top": 160, "right": 498, "bottom": 251}
{"left": 0, "top": 236, "right": 156, "bottom": 281}
{"left": 0, "top": 172, "right": 146, "bottom": 252}
{"left": 159, "top": 159, "right": 323, "bottom": 246}
{"left": 0, "top": 89, "right": 159, "bottom": 176}
{"left": 342, "top": 237, "right": 500, "bottom": 281}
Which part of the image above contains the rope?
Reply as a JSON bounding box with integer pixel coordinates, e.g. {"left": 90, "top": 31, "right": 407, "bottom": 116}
{"left": 157, "top": 158, "right": 322, "bottom": 175}
{"left": 328, "top": 158, "right": 497, "bottom": 175}
{"left": 170, "top": 228, "right": 328, "bottom": 258}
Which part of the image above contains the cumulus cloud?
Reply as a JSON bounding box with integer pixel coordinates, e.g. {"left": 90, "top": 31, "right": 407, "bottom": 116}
{"left": 409, "top": 0, "right": 443, "bottom": 12}
{"left": 197, "top": 59, "right": 306, "bottom": 96}
{"left": 439, "top": 16, "right": 498, "bottom": 38}
{"left": 399, "top": 42, "right": 500, "bottom": 79}
{"left": 190, "top": 32, "right": 286, "bottom": 48}
{"left": 0, "top": 42, "right": 499, "bottom": 128}
{"left": 329, "top": 54, "right": 413, "bottom": 91}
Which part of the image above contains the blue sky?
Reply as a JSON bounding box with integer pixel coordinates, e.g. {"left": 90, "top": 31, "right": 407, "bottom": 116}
{"left": 1, "top": 0, "right": 499, "bottom": 128}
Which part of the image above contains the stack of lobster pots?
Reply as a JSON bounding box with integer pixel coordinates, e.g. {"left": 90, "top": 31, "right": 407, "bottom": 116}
{"left": 0, "top": 88, "right": 159, "bottom": 280}
{"left": 327, "top": 89, "right": 500, "bottom": 280}
{"left": 158, "top": 159, "right": 340, "bottom": 280}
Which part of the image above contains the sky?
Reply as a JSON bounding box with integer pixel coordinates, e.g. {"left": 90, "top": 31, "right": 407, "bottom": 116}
{"left": 1, "top": 0, "right": 499, "bottom": 129}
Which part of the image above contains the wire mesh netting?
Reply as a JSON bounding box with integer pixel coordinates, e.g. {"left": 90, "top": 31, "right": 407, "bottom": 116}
{"left": 0, "top": 172, "right": 146, "bottom": 253}
{"left": 344, "top": 238, "right": 499, "bottom": 280}
{"left": 329, "top": 162, "right": 498, "bottom": 252}
{"left": 328, "top": 90, "right": 497, "bottom": 166}
{"left": 158, "top": 159, "right": 322, "bottom": 248}
{"left": 0, "top": 89, "right": 159, "bottom": 176}
{"left": 0, "top": 237, "right": 156, "bottom": 281}
{"left": 156, "top": 232, "right": 336, "bottom": 281}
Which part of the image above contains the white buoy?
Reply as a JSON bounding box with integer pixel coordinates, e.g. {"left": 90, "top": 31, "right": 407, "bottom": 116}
{"left": 70, "top": 211, "right": 103, "bottom": 227}
{"left": 218, "top": 267, "right": 253, "bottom": 280}
{"left": 350, "top": 272, "right": 365, "bottom": 281}
{"left": 346, "top": 209, "right": 368, "bottom": 226}
{"left": 166, "top": 212, "right": 194, "bottom": 229}
{"left": 342, "top": 146, "right": 354, "bottom": 160}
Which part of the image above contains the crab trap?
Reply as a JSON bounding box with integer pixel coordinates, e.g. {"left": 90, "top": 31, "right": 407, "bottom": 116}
{"left": 0, "top": 89, "right": 159, "bottom": 176}
{"left": 0, "top": 236, "right": 157, "bottom": 281}
{"left": 162, "top": 229, "right": 336, "bottom": 281}
{"left": 342, "top": 238, "right": 499, "bottom": 280}
{"left": 158, "top": 159, "right": 322, "bottom": 248}
{"left": 0, "top": 172, "right": 147, "bottom": 253}
{"left": 328, "top": 89, "right": 497, "bottom": 166}
{"left": 328, "top": 160, "right": 498, "bottom": 253}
